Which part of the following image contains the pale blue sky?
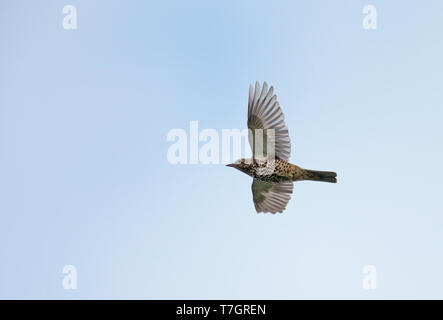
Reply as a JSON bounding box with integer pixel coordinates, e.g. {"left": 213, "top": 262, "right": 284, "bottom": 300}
{"left": 1, "top": 0, "right": 443, "bottom": 299}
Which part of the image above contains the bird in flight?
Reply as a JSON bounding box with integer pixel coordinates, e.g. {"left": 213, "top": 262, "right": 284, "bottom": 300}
{"left": 227, "top": 82, "right": 337, "bottom": 214}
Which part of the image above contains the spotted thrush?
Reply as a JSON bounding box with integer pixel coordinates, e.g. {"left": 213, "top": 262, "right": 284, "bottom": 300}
{"left": 227, "top": 82, "right": 337, "bottom": 214}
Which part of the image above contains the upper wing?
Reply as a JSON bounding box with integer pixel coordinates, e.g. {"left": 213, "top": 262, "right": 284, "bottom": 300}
{"left": 247, "top": 81, "right": 291, "bottom": 161}
{"left": 251, "top": 179, "right": 294, "bottom": 214}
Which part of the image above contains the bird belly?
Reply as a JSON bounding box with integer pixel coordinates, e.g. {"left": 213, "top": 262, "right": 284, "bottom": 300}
{"left": 253, "top": 173, "right": 291, "bottom": 183}
{"left": 252, "top": 160, "right": 300, "bottom": 183}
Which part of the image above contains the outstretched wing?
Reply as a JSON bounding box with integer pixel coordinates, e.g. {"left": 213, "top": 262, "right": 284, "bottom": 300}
{"left": 251, "top": 179, "right": 294, "bottom": 214}
{"left": 247, "top": 81, "right": 291, "bottom": 161}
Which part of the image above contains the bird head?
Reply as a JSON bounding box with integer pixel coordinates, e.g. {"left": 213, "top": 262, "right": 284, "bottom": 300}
{"left": 226, "top": 158, "right": 253, "bottom": 176}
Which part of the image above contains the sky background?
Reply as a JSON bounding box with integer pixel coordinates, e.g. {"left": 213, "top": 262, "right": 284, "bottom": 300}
{"left": 1, "top": 0, "right": 443, "bottom": 299}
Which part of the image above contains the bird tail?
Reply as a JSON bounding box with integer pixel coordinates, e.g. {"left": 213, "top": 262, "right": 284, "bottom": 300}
{"left": 303, "top": 169, "right": 337, "bottom": 183}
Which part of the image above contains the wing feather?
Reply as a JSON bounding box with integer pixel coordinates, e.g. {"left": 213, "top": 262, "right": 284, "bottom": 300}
{"left": 251, "top": 180, "right": 294, "bottom": 214}
{"left": 247, "top": 82, "right": 291, "bottom": 161}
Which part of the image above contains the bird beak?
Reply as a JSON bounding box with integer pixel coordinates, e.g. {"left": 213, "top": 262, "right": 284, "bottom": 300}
{"left": 226, "top": 163, "right": 236, "bottom": 168}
